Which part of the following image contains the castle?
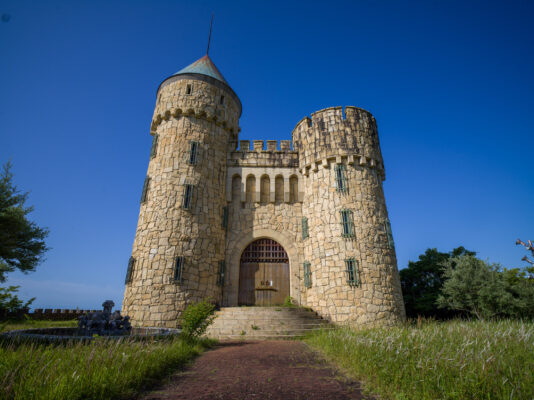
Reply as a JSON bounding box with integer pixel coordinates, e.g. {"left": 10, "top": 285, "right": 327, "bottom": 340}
{"left": 122, "top": 54, "right": 406, "bottom": 327}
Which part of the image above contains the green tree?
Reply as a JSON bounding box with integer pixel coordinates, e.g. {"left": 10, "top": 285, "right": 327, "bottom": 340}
{"left": 0, "top": 161, "right": 48, "bottom": 314}
{"left": 0, "top": 161, "right": 49, "bottom": 282}
{"left": 437, "top": 255, "right": 534, "bottom": 320}
{"left": 400, "top": 246, "right": 475, "bottom": 318}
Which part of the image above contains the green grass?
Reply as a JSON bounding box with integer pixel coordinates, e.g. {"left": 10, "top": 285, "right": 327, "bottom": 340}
{"left": 0, "top": 319, "right": 215, "bottom": 400}
{"left": 305, "top": 319, "right": 534, "bottom": 400}
{"left": 0, "top": 318, "right": 78, "bottom": 333}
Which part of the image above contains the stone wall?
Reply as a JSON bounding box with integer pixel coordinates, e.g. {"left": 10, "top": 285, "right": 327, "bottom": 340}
{"left": 122, "top": 77, "right": 240, "bottom": 328}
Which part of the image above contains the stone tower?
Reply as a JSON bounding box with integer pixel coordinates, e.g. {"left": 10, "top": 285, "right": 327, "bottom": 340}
{"left": 122, "top": 55, "right": 241, "bottom": 327}
{"left": 122, "top": 55, "right": 405, "bottom": 328}
{"left": 293, "top": 106, "right": 405, "bottom": 325}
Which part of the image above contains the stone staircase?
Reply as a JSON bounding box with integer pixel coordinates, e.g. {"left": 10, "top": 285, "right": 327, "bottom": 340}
{"left": 205, "top": 306, "right": 332, "bottom": 340}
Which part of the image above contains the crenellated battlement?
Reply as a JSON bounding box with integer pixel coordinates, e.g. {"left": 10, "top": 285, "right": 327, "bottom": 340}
{"left": 237, "top": 140, "right": 294, "bottom": 152}
{"left": 292, "top": 106, "right": 384, "bottom": 175}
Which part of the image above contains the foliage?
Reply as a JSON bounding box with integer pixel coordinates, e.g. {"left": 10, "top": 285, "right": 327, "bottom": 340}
{"left": 0, "top": 286, "right": 35, "bottom": 314}
{"left": 0, "top": 334, "right": 212, "bottom": 400}
{"left": 283, "top": 295, "right": 295, "bottom": 307}
{"left": 180, "top": 300, "right": 215, "bottom": 341}
{"left": 437, "top": 255, "right": 534, "bottom": 320}
{"left": 400, "top": 246, "right": 475, "bottom": 318}
{"left": 0, "top": 161, "right": 49, "bottom": 283}
{"left": 306, "top": 319, "right": 534, "bottom": 400}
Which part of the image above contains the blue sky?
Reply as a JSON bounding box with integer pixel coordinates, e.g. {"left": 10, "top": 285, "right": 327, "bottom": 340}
{"left": 1, "top": 0, "right": 533, "bottom": 310}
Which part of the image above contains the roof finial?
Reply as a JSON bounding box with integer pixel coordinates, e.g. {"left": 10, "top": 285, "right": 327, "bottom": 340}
{"left": 206, "top": 14, "right": 214, "bottom": 56}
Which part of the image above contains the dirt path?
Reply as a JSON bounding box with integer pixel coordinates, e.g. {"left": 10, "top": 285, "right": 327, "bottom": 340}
{"left": 141, "top": 340, "right": 371, "bottom": 400}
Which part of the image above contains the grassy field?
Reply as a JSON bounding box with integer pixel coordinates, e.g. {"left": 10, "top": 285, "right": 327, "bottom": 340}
{"left": 305, "top": 319, "right": 534, "bottom": 400}
{"left": 0, "top": 319, "right": 213, "bottom": 400}
{"left": 0, "top": 318, "right": 78, "bottom": 332}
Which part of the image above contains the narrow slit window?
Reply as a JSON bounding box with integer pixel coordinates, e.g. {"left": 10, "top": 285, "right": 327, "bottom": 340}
{"left": 150, "top": 134, "right": 159, "bottom": 159}
{"left": 340, "top": 209, "right": 356, "bottom": 239}
{"left": 186, "top": 84, "right": 192, "bottom": 95}
{"left": 222, "top": 206, "right": 229, "bottom": 231}
{"left": 125, "top": 257, "right": 135, "bottom": 284}
{"left": 140, "top": 176, "right": 150, "bottom": 203}
{"left": 182, "top": 184, "right": 194, "bottom": 210}
{"left": 220, "top": 95, "right": 224, "bottom": 105}
{"left": 173, "top": 256, "right": 184, "bottom": 284}
{"left": 302, "top": 217, "right": 309, "bottom": 239}
{"left": 385, "top": 218, "right": 395, "bottom": 248}
{"left": 217, "top": 260, "right": 225, "bottom": 286}
{"left": 345, "top": 258, "right": 360, "bottom": 287}
{"left": 303, "top": 262, "right": 312, "bottom": 288}
{"left": 335, "top": 164, "right": 348, "bottom": 193}
{"left": 189, "top": 141, "right": 199, "bottom": 165}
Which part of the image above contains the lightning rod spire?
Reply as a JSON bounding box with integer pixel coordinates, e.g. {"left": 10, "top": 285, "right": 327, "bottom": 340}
{"left": 206, "top": 14, "right": 214, "bottom": 55}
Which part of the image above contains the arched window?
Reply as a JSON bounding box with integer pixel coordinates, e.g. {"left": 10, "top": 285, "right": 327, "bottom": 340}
{"left": 275, "top": 175, "right": 284, "bottom": 203}
{"left": 260, "top": 175, "right": 270, "bottom": 203}
{"left": 232, "top": 174, "right": 241, "bottom": 202}
{"left": 289, "top": 175, "right": 298, "bottom": 203}
{"left": 246, "top": 175, "right": 256, "bottom": 203}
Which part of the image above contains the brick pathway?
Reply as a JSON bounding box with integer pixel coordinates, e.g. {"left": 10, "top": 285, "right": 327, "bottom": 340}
{"left": 141, "top": 340, "right": 371, "bottom": 400}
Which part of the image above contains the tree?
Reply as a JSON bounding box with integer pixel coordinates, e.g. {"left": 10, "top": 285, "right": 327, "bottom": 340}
{"left": 0, "top": 161, "right": 48, "bottom": 315}
{"left": 0, "top": 161, "right": 49, "bottom": 283}
{"left": 516, "top": 238, "right": 534, "bottom": 267}
{"left": 437, "top": 255, "right": 534, "bottom": 320}
{"left": 400, "top": 246, "right": 475, "bottom": 318}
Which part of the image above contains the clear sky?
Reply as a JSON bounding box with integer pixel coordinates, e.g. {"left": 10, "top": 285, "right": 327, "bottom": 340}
{"left": 1, "top": 0, "right": 533, "bottom": 310}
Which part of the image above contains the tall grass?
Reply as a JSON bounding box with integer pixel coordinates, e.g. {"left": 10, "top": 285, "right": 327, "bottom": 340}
{"left": 0, "top": 333, "right": 213, "bottom": 400}
{"left": 305, "top": 319, "right": 534, "bottom": 400}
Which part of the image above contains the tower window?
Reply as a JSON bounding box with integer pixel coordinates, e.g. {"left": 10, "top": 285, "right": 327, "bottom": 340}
{"left": 217, "top": 260, "right": 226, "bottom": 286}
{"left": 335, "top": 164, "right": 348, "bottom": 193}
{"left": 303, "top": 262, "right": 312, "bottom": 288}
{"left": 125, "top": 257, "right": 135, "bottom": 284}
{"left": 302, "top": 217, "right": 309, "bottom": 239}
{"left": 182, "top": 184, "right": 194, "bottom": 210}
{"left": 340, "top": 209, "right": 356, "bottom": 239}
{"left": 385, "top": 218, "right": 395, "bottom": 248}
{"left": 173, "top": 256, "right": 184, "bottom": 284}
{"left": 150, "top": 134, "right": 159, "bottom": 159}
{"left": 220, "top": 95, "right": 224, "bottom": 105}
{"left": 345, "top": 258, "right": 360, "bottom": 287}
{"left": 186, "top": 84, "right": 192, "bottom": 95}
{"left": 140, "top": 176, "right": 150, "bottom": 203}
{"left": 222, "top": 206, "right": 229, "bottom": 231}
{"left": 189, "top": 141, "right": 199, "bottom": 165}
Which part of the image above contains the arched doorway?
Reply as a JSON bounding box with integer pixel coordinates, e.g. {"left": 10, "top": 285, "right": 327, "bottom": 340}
{"left": 238, "top": 239, "right": 290, "bottom": 306}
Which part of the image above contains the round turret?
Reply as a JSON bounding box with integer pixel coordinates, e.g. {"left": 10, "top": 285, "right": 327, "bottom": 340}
{"left": 293, "top": 106, "right": 405, "bottom": 325}
{"left": 122, "top": 55, "right": 241, "bottom": 327}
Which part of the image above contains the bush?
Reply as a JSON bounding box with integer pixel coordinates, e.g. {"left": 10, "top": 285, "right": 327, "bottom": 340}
{"left": 180, "top": 300, "right": 215, "bottom": 341}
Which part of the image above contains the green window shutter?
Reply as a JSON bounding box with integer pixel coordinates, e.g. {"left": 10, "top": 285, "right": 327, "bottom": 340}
{"left": 345, "top": 258, "right": 360, "bottom": 287}
{"left": 385, "top": 219, "right": 395, "bottom": 248}
{"left": 173, "top": 256, "right": 184, "bottom": 284}
{"left": 150, "top": 134, "right": 159, "bottom": 159}
{"left": 125, "top": 257, "right": 135, "bottom": 284}
{"left": 217, "top": 260, "right": 226, "bottom": 286}
{"left": 335, "top": 164, "right": 348, "bottom": 193}
{"left": 303, "top": 262, "right": 312, "bottom": 288}
{"left": 340, "top": 209, "right": 356, "bottom": 239}
{"left": 302, "top": 217, "right": 309, "bottom": 239}
{"left": 189, "top": 141, "right": 199, "bottom": 165}
{"left": 182, "top": 184, "right": 194, "bottom": 210}
{"left": 140, "top": 176, "right": 150, "bottom": 203}
{"left": 222, "top": 206, "right": 229, "bottom": 231}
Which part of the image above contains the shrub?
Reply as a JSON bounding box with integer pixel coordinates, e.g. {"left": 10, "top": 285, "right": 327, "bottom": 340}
{"left": 180, "top": 300, "right": 215, "bottom": 341}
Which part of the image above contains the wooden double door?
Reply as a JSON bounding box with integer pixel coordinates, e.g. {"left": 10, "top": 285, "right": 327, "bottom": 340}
{"left": 238, "top": 239, "right": 290, "bottom": 306}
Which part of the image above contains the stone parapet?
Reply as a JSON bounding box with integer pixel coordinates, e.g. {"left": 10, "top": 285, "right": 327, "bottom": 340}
{"left": 292, "top": 106, "right": 384, "bottom": 175}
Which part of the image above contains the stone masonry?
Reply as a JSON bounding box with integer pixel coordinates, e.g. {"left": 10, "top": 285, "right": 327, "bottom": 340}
{"left": 122, "top": 55, "right": 406, "bottom": 327}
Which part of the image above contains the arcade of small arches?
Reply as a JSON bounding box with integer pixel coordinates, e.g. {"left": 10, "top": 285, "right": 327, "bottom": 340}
{"left": 225, "top": 167, "right": 303, "bottom": 204}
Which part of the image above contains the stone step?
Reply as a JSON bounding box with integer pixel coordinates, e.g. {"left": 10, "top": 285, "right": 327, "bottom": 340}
{"left": 206, "top": 306, "right": 330, "bottom": 341}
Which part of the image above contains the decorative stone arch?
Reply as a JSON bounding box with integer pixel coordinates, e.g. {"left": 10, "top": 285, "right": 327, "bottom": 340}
{"left": 225, "top": 228, "right": 301, "bottom": 306}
